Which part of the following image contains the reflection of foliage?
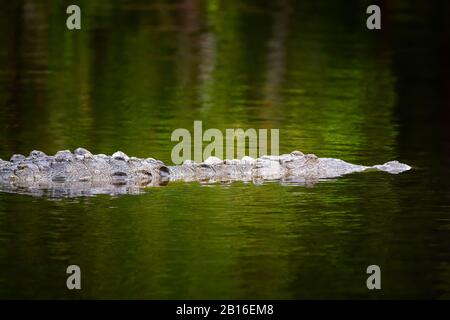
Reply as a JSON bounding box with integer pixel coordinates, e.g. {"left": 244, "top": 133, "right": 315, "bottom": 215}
{"left": 0, "top": 0, "right": 401, "bottom": 163}
{"left": 0, "top": 177, "right": 403, "bottom": 299}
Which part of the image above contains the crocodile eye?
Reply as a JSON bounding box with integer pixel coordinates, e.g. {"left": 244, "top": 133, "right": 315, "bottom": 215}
{"left": 17, "top": 164, "right": 30, "bottom": 170}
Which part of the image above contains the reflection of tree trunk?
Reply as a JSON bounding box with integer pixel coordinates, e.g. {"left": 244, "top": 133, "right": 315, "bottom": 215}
{"left": 176, "top": 0, "right": 202, "bottom": 89}
{"left": 182, "top": 0, "right": 201, "bottom": 33}
{"left": 198, "top": 32, "right": 216, "bottom": 109}
{"left": 21, "top": 0, "right": 49, "bottom": 86}
{"left": 264, "top": 0, "right": 291, "bottom": 109}
{"left": 4, "top": 0, "right": 49, "bottom": 151}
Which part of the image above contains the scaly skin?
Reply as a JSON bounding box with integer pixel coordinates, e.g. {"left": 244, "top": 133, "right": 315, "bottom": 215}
{"left": 0, "top": 147, "right": 411, "bottom": 197}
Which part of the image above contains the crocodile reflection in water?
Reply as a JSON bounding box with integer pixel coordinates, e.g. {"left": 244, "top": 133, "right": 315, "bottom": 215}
{"left": 0, "top": 148, "right": 411, "bottom": 197}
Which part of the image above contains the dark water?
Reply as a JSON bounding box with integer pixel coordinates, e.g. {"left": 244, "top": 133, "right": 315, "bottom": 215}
{"left": 0, "top": 0, "right": 449, "bottom": 299}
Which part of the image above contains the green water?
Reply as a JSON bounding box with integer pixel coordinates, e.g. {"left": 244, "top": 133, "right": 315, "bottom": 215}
{"left": 0, "top": 0, "right": 449, "bottom": 299}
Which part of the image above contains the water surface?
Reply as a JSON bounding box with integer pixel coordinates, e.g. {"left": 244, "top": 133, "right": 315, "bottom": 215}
{"left": 0, "top": 0, "right": 449, "bottom": 299}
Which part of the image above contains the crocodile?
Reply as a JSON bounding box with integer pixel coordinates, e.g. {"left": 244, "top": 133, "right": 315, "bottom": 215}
{"left": 0, "top": 147, "right": 411, "bottom": 197}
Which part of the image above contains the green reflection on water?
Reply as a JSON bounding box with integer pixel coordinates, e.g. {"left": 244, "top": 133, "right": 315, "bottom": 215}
{"left": 0, "top": 0, "right": 397, "bottom": 162}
